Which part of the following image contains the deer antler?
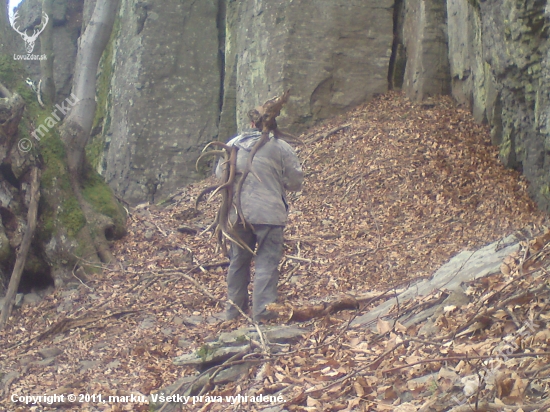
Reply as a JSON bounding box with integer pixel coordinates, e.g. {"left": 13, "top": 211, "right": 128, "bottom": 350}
{"left": 12, "top": 11, "right": 49, "bottom": 54}
{"left": 196, "top": 90, "right": 300, "bottom": 252}
{"left": 195, "top": 144, "right": 255, "bottom": 255}
{"left": 32, "top": 12, "right": 49, "bottom": 39}
{"left": 12, "top": 11, "right": 25, "bottom": 36}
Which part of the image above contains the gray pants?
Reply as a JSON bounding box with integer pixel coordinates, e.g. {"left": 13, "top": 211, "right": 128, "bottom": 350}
{"left": 225, "top": 224, "right": 284, "bottom": 321}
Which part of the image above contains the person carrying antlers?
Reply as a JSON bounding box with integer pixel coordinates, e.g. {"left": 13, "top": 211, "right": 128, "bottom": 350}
{"left": 214, "top": 96, "right": 303, "bottom": 322}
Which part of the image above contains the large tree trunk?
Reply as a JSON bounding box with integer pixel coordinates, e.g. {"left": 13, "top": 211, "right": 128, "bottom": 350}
{"left": 62, "top": 0, "right": 119, "bottom": 176}
{"left": 60, "top": 0, "right": 121, "bottom": 264}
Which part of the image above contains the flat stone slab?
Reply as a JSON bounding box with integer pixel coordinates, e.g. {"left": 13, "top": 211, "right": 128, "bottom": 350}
{"left": 173, "top": 325, "right": 309, "bottom": 368}
{"left": 38, "top": 346, "right": 63, "bottom": 359}
{"left": 218, "top": 325, "right": 308, "bottom": 346}
{"left": 352, "top": 235, "right": 519, "bottom": 328}
{"left": 173, "top": 344, "right": 249, "bottom": 367}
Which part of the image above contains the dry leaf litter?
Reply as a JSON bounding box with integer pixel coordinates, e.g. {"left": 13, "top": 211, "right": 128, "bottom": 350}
{"left": 1, "top": 92, "right": 549, "bottom": 411}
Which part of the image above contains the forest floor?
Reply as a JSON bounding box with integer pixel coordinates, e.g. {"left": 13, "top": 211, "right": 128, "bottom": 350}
{"left": 1, "top": 92, "right": 549, "bottom": 411}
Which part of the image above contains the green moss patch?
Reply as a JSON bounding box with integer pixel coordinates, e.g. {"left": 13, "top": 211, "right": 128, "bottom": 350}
{"left": 86, "top": 14, "right": 121, "bottom": 169}
{"left": 82, "top": 164, "right": 127, "bottom": 232}
{"left": 59, "top": 197, "right": 86, "bottom": 237}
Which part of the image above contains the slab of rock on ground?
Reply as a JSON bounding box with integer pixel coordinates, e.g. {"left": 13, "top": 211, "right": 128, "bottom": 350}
{"left": 151, "top": 326, "right": 308, "bottom": 411}
{"left": 351, "top": 234, "right": 520, "bottom": 331}
{"left": 37, "top": 346, "right": 63, "bottom": 359}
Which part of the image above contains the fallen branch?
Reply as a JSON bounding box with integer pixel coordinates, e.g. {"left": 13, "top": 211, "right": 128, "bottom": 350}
{"left": 36, "top": 309, "right": 140, "bottom": 341}
{"left": 284, "top": 255, "right": 318, "bottom": 264}
{"left": 437, "top": 283, "right": 549, "bottom": 342}
{"left": 0, "top": 167, "right": 41, "bottom": 330}
{"left": 267, "top": 295, "right": 359, "bottom": 322}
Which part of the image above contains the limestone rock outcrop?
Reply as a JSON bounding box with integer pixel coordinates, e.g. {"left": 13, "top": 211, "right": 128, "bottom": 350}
{"left": 229, "top": 0, "right": 394, "bottom": 133}
{"left": 402, "top": 0, "right": 451, "bottom": 101}
{"left": 446, "top": 0, "right": 550, "bottom": 212}
{"left": 101, "top": 0, "right": 222, "bottom": 204}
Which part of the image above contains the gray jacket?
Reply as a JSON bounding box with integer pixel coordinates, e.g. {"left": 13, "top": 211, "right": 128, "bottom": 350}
{"left": 215, "top": 130, "right": 303, "bottom": 226}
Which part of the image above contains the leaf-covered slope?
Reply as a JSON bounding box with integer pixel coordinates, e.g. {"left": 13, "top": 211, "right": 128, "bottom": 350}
{"left": 0, "top": 92, "right": 546, "bottom": 412}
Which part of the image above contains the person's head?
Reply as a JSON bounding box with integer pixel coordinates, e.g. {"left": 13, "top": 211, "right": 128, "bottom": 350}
{"left": 247, "top": 107, "right": 264, "bottom": 130}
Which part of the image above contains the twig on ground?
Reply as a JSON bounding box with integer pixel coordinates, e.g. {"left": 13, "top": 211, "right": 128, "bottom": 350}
{"left": 284, "top": 255, "right": 317, "bottom": 264}
{"left": 437, "top": 283, "right": 548, "bottom": 342}
{"left": 227, "top": 299, "right": 269, "bottom": 355}
{"left": 71, "top": 262, "right": 93, "bottom": 291}
{"left": 153, "top": 221, "right": 168, "bottom": 237}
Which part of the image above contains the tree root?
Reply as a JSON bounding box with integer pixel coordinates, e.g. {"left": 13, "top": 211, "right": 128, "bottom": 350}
{"left": 68, "top": 170, "right": 121, "bottom": 265}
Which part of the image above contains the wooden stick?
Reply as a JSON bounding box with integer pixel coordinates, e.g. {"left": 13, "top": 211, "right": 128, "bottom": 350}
{"left": 0, "top": 168, "right": 41, "bottom": 329}
{"left": 285, "top": 255, "right": 318, "bottom": 263}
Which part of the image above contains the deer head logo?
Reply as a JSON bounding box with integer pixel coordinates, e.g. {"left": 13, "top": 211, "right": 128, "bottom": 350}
{"left": 12, "top": 11, "right": 49, "bottom": 54}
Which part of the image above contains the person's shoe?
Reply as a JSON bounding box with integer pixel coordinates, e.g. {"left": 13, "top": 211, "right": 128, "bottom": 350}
{"left": 224, "top": 310, "right": 240, "bottom": 321}
{"left": 254, "top": 310, "right": 278, "bottom": 323}
{"left": 224, "top": 305, "right": 249, "bottom": 321}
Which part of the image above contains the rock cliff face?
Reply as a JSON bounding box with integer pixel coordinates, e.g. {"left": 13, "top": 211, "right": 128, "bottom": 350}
{"left": 101, "top": 0, "right": 394, "bottom": 203}
{"left": 446, "top": 0, "right": 550, "bottom": 211}
{"left": 0, "top": 1, "right": 15, "bottom": 54}
{"left": 4, "top": 0, "right": 550, "bottom": 212}
{"left": 99, "top": 0, "right": 222, "bottom": 204}
{"left": 402, "top": 0, "right": 451, "bottom": 101}
{"left": 229, "top": 0, "right": 394, "bottom": 133}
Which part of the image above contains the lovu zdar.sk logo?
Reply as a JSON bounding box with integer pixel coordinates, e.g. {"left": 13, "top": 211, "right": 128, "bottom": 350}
{"left": 12, "top": 11, "right": 48, "bottom": 60}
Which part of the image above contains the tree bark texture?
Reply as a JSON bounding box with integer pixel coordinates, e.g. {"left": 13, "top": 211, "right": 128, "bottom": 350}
{"left": 62, "top": 0, "right": 120, "bottom": 176}
{"left": 60, "top": 0, "right": 121, "bottom": 263}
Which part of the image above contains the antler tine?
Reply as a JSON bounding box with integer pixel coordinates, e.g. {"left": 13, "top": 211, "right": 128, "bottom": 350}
{"left": 11, "top": 11, "right": 25, "bottom": 35}
{"left": 30, "top": 11, "right": 49, "bottom": 40}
